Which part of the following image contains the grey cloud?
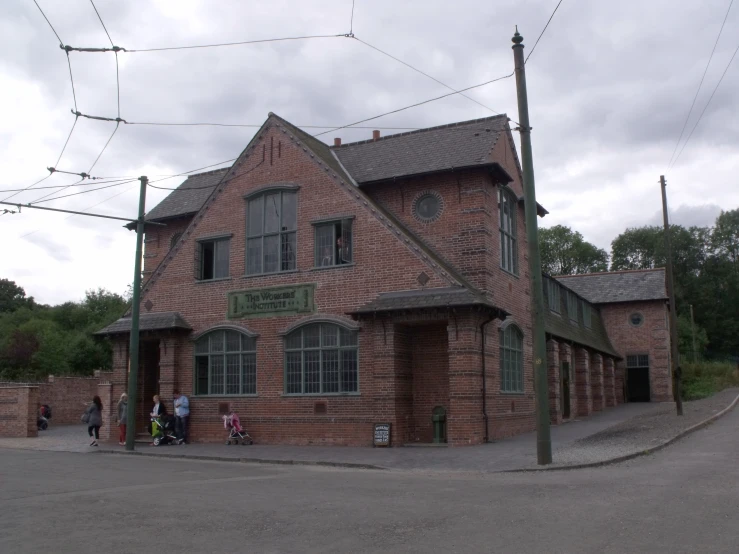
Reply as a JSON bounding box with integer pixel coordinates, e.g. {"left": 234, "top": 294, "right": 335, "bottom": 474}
{"left": 24, "top": 233, "right": 73, "bottom": 262}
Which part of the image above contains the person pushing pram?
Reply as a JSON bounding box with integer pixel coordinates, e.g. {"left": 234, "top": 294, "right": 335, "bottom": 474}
{"left": 222, "top": 407, "right": 253, "bottom": 445}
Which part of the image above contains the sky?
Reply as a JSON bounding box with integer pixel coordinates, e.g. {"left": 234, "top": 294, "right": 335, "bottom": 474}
{"left": 1, "top": 0, "right": 738, "bottom": 305}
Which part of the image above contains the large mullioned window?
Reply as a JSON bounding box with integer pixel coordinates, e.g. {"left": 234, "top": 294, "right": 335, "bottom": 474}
{"left": 195, "top": 330, "right": 257, "bottom": 395}
{"left": 246, "top": 191, "right": 297, "bottom": 275}
{"left": 284, "top": 323, "right": 358, "bottom": 395}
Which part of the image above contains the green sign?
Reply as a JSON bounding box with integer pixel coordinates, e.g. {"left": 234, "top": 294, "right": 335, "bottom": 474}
{"left": 227, "top": 284, "right": 315, "bottom": 319}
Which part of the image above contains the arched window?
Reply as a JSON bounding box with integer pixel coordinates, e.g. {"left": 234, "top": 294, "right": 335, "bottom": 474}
{"left": 194, "top": 329, "right": 257, "bottom": 395}
{"left": 284, "top": 323, "right": 358, "bottom": 394}
{"left": 500, "top": 324, "right": 524, "bottom": 393}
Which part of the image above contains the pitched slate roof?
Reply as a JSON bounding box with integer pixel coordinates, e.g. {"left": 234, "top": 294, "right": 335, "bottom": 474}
{"left": 95, "top": 312, "right": 192, "bottom": 335}
{"left": 555, "top": 269, "right": 667, "bottom": 304}
{"left": 144, "top": 168, "right": 230, "bottom": 222}
{"left": 349, "top": 287, "right": 507, "bottom": 316}
{"left": 331, "top": 115, "right": 510, "bottom": 184}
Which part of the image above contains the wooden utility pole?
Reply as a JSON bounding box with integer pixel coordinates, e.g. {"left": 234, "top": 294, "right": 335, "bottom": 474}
{"left": 690, "top": 304, "right": 698, "bottom": 362}
{"left": 660, "top": 175, "right": 683, "bottom": 416}
{"left": 513, "top": 28, "right": 552, "bottom": 464}
{"left": 125, "top": 176, "right": 148, "bottom": 450}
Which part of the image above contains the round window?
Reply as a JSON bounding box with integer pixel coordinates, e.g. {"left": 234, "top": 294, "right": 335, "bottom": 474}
{"left": 413, "top": 192, "right": 443, "bottom": 222}
{"left": 629, "top": 313, "right": 644, "bottom": 327}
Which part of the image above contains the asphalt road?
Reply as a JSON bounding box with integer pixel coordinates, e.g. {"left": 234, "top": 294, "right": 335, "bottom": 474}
{"left": 2, "top": 408, "right": 739, "bottom": 554}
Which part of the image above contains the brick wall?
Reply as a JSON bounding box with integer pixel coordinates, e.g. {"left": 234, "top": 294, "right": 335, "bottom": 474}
{"left": 38, "top": 375, "right": 100, "bottom": 425}
{"left": 409, "top": 323, "right": 450, "bottom": 443}
{"left": 124, "top": 121, "right": 537, "bottom": 446}
{"left": 547, "top": 339, "right": 561, "bottom": 425}
{"left": 575, "top": 347, "right": 592, "bottom": 416}
{"left": 600, "top": 300, "right": 672, "bottom": 402}
{"left": 591, "top": 353, "right": 604, "bottom": 412}
{"left": 143, "top": 217, "right": 193, "bottom": 277}
{"left": 0, "top": 386, "right": 39, "bottom": 438}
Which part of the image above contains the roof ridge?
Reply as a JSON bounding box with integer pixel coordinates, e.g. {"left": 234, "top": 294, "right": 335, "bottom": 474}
{"left": 556, "top": 268, "right": 666, "bottom": 278}
{"left": 332, "top": 114, "right": 508, "bottom": 148}
{"left": 184, "top": 167, "right": 230, "bottom": 180}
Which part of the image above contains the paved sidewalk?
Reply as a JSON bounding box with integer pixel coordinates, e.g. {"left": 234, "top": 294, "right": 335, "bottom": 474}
{"left": 1, "top": 391, "right": 736, "bottom": 472}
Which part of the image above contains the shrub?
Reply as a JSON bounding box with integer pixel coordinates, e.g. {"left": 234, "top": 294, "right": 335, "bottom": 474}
{"left": 681, "top": 361, "right": 739, "bottom": 401}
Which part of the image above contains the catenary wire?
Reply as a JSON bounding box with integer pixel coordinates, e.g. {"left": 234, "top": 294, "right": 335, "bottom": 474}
{"left": 350, "top": 0, "right": 356, "bottom": 34}
{"left": 314, "top": 72, "right": 514, "bottom": 137}
{"left": 29, "top": 122, "right": 121, "bottom": 204}
{"left": 126, "top": 33, "right": 347, "bottom": 53}
{"left": 32, "top": 0, "right": 63, "bottom": 45}
{"left": 19, "top": 182, "right": 142, "bottom": 239}
{"left": 30, "top": 178, "right": 139, "bottom": 205}
{"left": 668, "top": 0, "right": 734, "bottom": 168}
{"left": 89, "top": 0, "right": 121, "bottom": 118}
{"left": 1, "top": 115, "right": 80, "bottom": 202}
{"left": 353, "top": 36, "right": 512, "bottom": 120}
{"left": 0, "top": 177, "right": 141, "bottom": 195}
{"left": 671, "top": 40, "right": 739, "bottom": 168}
{"left": 525, "top": 0, "right": 565, "bottom": 64}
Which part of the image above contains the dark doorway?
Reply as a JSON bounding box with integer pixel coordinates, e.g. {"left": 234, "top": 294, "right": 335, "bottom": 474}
{"left": 561, "top": 361, "right": 571, "bottom": 419}
{"left": 136, "top": 340, "right": 161, "bottom": 433}
{"left": 626, "top": 354, "right": 651, "bottom": 402}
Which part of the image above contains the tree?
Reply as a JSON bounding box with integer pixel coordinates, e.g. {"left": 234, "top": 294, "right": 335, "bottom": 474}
{"left": 539, "top": 225, "right": 608, "bottom": 275}
{"left": 712, "top": 209, "right": 739, "bottom": 265}
{"left": 0, "top": 278, "right": 35, "bottom": 313}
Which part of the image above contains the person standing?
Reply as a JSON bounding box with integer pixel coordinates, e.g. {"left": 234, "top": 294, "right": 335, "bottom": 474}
{"left": 116, "top": 393, "right": 128, "bottom": 446}
{"left": 84, "top": 396, "right": 103, "bottom": 447}
{"left": 173, "top": 389, "right": 189, "bottom": 444}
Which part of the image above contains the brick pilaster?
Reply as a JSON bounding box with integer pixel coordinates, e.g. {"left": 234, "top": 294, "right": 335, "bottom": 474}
{"left": 604, "top": 357, "right": 616, "bottom": 407}
{"left": 559, "top": 343, "right": 576, "bottom": 419}
{"left": 615, "top": 360, "right": 626, "bottom": 404}
{"left": 575, "top": 347, "right": 592, "bottom": 416}
{"left": 546, "top": 339, "right": 561, "bottom": 425}
{"left": 591, "top": 353, "right": 604, "bottom": 412}
{"left": 447, "top": 315, "right": 484, "bottom": 446}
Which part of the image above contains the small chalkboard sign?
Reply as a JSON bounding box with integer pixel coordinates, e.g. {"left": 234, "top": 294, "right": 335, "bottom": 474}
{"left": 373, "top": 423, "right": 391, "bottom": 447}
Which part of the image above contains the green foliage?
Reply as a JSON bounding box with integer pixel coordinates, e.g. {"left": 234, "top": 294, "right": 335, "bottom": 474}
{"left": 539, "top": 225, "right": 609, "bottom": 276}
{"left": 681, "top": 361, "right": 739, "bottom": 401}
{"left": 0, "top": 285, "right": 127, "bottom": 381}
{"left": 0, "top": 279, "right": 36, "bottom": 313}
{"left": 610, "top": 209, "right": 739, "bottom": 357}
{"left": 677, "top": 313, "right": 709, "bottom": 360}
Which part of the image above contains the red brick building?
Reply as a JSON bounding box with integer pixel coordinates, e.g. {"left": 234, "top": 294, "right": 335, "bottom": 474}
{"left": 97, "top": 113, "right": 672, "bottom": 446}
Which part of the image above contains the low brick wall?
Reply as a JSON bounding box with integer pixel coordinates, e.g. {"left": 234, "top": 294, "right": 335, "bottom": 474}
{"left": 0, "top": 386, "right": 39, "bottom": 438}
{"left": 40, "top": 376, "right": 100, "bottom": 425}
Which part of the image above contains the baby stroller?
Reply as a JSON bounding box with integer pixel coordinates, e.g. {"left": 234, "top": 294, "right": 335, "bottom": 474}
{"left": 223, "top": 412, "right": 253, "bottom": 445}
{"left": 37, "top": 404, "right": 51, "bottom": 431}
{"left": 151, "top": 414, "right": 180, "bottom": 446}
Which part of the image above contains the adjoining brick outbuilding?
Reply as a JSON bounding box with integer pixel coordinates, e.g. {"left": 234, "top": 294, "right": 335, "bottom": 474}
{"left": 97, "top": 113, "right": 672, "bottom": 446}
{"left": 557, "top": 269, "right": 672, "bottom": 403}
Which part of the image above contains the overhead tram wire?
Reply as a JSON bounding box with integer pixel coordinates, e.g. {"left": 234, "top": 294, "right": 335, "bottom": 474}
{"left": 668, "top": 0, "right": 734, "bottom": 169}
{"left": 122, "top": 33, "right": 348, "bottom": 53}
{"left": 353, "top": 37, "right": 512, "bottom": 120}
{"left": 89, "top": 0, "right": 121, "bottom": 118}
{"left": 671, "top": 40, "right": 739, "bottom": 168}
{"left": 30, "top": 178, "right": 139, "bottom": 205}
{"left": 0, "top": 177, "right": 143, "bottom": 195}
{"left": 313, "top": 72, "right": 515, "bottom": 137}
{"left": 525, "top": 0, "right": 565, "bottom": 64}
{"left": 29, "top": 122, "right": 121, "bottom": 204}
{"left": 7, "top": 2, "right": 82, "bottom": 203}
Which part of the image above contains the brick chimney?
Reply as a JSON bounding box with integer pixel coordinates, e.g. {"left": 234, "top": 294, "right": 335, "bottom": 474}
{"left": 334, "top": 137, "right": 341, "bottom": 147}
{"left": 372, "top": 130, "right": 380, "bottom": 141}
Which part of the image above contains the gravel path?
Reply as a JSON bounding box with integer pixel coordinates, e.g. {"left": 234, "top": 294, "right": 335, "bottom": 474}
{"left": 545, "top": 388, "right": 739, "bottom": 467}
